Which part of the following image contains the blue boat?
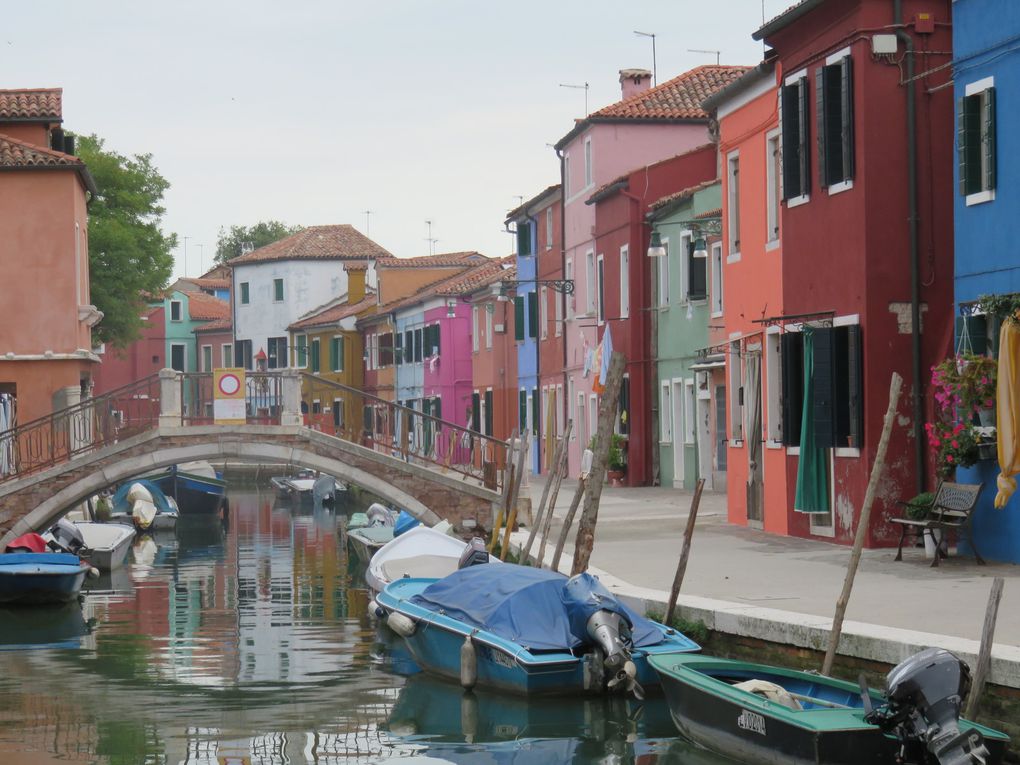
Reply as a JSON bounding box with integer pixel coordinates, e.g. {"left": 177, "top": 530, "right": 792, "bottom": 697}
{"left": 376, "top": 565, "right": 700, "bottom": 697}
{"left": 0, "top": 552, "right": 90, "bottom": 605}
{"left": 143, "top": 461, "right": 226, "bottom": 517}
{"left": 111, "top": 479, "right": 179, "bottom": 529}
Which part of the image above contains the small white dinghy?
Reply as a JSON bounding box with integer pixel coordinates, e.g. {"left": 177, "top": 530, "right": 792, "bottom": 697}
{"left": 365, "top": 524, "right": 497, "bottom": 596}
{"left": 46, "top": 518, "right": 136, "bottom": 572}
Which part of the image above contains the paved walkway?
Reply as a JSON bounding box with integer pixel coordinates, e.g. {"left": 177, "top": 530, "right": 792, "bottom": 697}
{"left": 521, "top": 476, "right": 1020, "bottom": 646}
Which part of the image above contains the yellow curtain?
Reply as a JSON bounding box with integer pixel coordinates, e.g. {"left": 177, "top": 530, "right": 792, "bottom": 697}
{"left": 994, "top": 317, "right": 1020, "bottom": 508}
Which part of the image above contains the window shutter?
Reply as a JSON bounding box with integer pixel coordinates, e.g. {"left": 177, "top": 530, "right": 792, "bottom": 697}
{"left": 484, "top": 390, "right": 494, "bottom": 436}
{"left": 532, "top": 387, "right": 540, "bottom": 436}
{"left": 781, "top": 84, "right": 799, "bottom": 199}
{"left": 798, "top": 79, "right": 811, "bottom": 198}
{"left": 519, "top": 390, "right": 527, "bottom": 431}
{"left": 517, "top": 221, "right": 532, "bottom": 256}
{"left": 816, "top": 67, "right": 828, "bottom": 188}
{"left": 395, "top": 331, "right": 403, "bottom": 364}
{"left": 527, "top": 292, "right": 538, "bottom": 339}
{"left": 983, "top": 87, "right": 996, "bottom": 191}
{"left": 957, "top": 96, "right": 969, "bottom": 196}
{"left": 433, "top": 398, "right": 441, "bottom": 420}
{"left": 514, "top": 297, "right": 525, "bottom": 341}
{"left": 405, "top": 330, "right": 413, "bottom": 362}
{"left": 471, "top": 393, "right": 481, "bottom": 432}
{"left": 841, "top": 56, "right": 855, "bottom": 181}
{"left": 781, "top": 333, "right": 804, "bottom": 446}
{"left": 688, "top": 240, "right": 707, "bottom": 300}
{"left": 846, "top": 325, "right": 863, "bottom": 449}
{"left": 811, "top": 327, "right": 836, "bottom": 448}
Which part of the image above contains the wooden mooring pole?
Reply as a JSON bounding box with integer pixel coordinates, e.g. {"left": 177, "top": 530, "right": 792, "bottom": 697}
{"left": 965, "top": 576, "right": 1005, "bottom": 721}
{"left": 536, "top": 424, "right": 573, "bottom": 567}
{"left": 822, "top": 372, "right": 902, "bottom": 676}
{"left": 665, "top": 478, "right": 706, "bottom": 625}
{"left": 550, "top": 474, "right": 586, "bottom": 574}
{"left": 522, "top": 420, "right": 572, "bottom": 563}
{"left": 499, "top": 432, "right": 529, "bottom": 561}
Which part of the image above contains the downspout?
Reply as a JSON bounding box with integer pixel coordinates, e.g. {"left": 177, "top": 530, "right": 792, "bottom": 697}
{"left": 557, "top": 149, "right": 568, "bottom": 456}
{"left": 895, "top": 0, "right": 926, "bottom": 492}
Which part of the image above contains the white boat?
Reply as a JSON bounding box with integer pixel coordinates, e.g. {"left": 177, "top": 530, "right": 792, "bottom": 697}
{"left": 270, "top": 469, "right": 317, "bottom": 501}
{"left": 365, "top": 524, "right": 497, "bottom": 595}
{"left": 45, "top": 519, "right": 136, "bottom": 572}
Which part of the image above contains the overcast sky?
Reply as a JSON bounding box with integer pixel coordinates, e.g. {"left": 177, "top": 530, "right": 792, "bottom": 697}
{"left": 2, "top": 1, "right": 790, "bottom": 279}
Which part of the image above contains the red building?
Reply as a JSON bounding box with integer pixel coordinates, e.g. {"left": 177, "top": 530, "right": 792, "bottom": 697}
{"left": 754, "top": 0, "right": 954, "bottom": 545}
{"left": 91, "top": 303, "right": 166, "bottom": 392}
{"left": 586, "top": 144, "right": 718, "bottom": 485}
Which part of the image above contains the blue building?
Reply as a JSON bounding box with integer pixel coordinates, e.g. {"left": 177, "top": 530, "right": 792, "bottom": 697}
{"left": 953, "top": 0, "right": 1020, "bottom": 562}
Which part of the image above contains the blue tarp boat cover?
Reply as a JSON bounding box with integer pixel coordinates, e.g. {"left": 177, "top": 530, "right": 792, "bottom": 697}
{"left": 112, "top": 479, "right": 173, "bottom": 514}
{"left": 394, "top": 510, "right": 420, "bottom": 537}
{"left": 410, "top": 566, "right": 663, "bottom": 651}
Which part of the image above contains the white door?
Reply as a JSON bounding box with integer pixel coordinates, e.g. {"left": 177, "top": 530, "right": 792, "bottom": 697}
{"left": 696, "top": 390, "right": 713, "bottom": 491}
{"left": 672, "top": 379, "right": 685, "bottom": 488}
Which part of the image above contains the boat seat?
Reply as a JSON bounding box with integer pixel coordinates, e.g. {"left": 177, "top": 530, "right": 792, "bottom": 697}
{"left": 733, "top": 679, "right": 802, "bottom": 710}
{"left": 382, "top": 555, "right": 459, "bottom": 581}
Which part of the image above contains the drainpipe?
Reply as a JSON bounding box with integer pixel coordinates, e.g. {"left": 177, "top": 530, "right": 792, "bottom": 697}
{"left": 556, "top": 148, "right": 568, "bottom": 452}
{"left": 894, "top": 0, "right": 926, "bottom": 492}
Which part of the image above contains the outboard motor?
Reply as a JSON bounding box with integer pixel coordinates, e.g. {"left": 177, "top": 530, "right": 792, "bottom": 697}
{"left": 457, "top": 537, "right": 490, "bottom": 569}
{"left": 584, "top": 609, "right": 642, "bottom": 699}
{"left": 47, "top": 518, "right": 85, "bottom": 555}
{"left": 867, "top": 648, "right": 989, "bottom": 765}
{"left": 366, "top": 503, "right": 394, "bottom": 527}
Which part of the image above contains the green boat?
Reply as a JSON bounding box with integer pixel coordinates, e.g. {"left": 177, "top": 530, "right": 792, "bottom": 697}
{"left": 648, "top": 649, "right": 1009, "bottom": 765}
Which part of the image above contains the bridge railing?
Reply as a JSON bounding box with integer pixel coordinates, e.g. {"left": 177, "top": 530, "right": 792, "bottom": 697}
{"left": 300, "top": 374, "right": 508, "bottom": 492}
{"left": 179, "top": 372, "right": 283, "bottom": 425}
{"left": 0, "top": 374, "right": 162, "bottom": 484}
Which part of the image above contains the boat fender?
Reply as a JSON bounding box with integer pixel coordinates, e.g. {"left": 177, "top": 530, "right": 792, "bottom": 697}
{"left": 367, "top": 598, "right": 381, "bottom": 618}
{"left": 386, "top": 611, "right": 417, "bottom": 638}
{"left": 460, "top": 635, "right": 477, "bottom": 690}
{"left": 87, "top": 566, "right": 100, "bottom": 579}
{"left": 460, "top": 691, "right": 478, "bottom": 743}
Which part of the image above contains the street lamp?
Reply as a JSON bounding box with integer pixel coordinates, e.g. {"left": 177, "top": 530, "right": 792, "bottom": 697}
{"left": 647, "top": 230, "right": 666, "bottom": 258}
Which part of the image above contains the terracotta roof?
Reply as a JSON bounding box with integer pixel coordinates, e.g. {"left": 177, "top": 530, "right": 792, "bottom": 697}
{"left": 0, "top": 132, "right": 97, "bottom": 194}
{"left": 649, "top": 179, "right": 720, "bottom": 211}
{"left": 226, "top": 224, "right": 392, "bottom": 265}
{"left": 0, "top": 89, "right": 62, "bottom": 122}
{"left": 187, "top": 292, "right": 230, "bottom": 321}
{"left": 377, "top": 252, "right": 489, "bottom": 268}
{"left": 505, "top": 184, "right": 562, "bottom": 223}
{"left": 194, "top": 317, "right": 232, "bottom": 333}
{"left": 753, "top": 0, "right": 824, "bottom": 40}
{"left": 435, "top": 258, "right": 515, "bottom": 297}
{"left": 345, "top": 261, "right": 369, "bottom": 271}
{"left": 288, "top": 294, "right": 376, "bottom": 331}
{"left": 695, "top": 207, "right": 722, "bottom": 220}
{"left": 181, "top": 277, "right": 230, "bottom": 290}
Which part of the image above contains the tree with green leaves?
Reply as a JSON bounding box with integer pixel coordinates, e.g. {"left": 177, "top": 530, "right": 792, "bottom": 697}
{"left": 79, "top": 135, "right": 176, "bottom": 348}
{"left": 214, "top": 220, "right": 302, "bottom": 264}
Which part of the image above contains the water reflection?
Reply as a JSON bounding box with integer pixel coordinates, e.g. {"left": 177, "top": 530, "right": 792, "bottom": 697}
{"left": 0, "top": 480, "right": 734, "bottom": 764}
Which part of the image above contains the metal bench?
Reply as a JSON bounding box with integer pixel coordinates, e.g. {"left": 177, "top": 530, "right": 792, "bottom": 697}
{"left": 891, "top": 481, "right": 985, "bottom": 567}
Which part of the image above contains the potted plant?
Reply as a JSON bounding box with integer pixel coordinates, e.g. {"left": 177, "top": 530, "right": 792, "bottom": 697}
{"left": 607, "top": 434, "right": 627, "bottom": 486}
{"left": 925, "top": 420, "right": 980, "bottom": 478}
{"left": 927, "top": 353, "right": 997, "bottom": 477}
{"left": 904, "top": 492, "right": 935, "bottom": 521}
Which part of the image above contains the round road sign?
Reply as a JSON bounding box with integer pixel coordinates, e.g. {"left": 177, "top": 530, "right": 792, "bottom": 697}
{"left": 218, "top": 373, "right": 241, "bottom": 396}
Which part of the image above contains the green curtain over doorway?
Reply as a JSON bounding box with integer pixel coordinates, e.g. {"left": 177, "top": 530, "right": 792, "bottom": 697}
{"left": 795, "top": 328, "right": 830, "bottom": 513}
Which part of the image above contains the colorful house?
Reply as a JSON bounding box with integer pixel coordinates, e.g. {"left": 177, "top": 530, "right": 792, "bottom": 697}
{"left": 92, "top": 303, "right": 166, "bottom": 396}
{"left": 952, "top": 0, "right": 1020, "bottom": 562}
{"left": 0, "top": 88, "right": 101, "bottom": 424}
{"left": 750, "top": 0, "right": 954, "bottom": 545}
{"left": 646, "top": 179, "right": 724, "bottom": 491}
{"left": 554, "top": 65, "right": 749, "bottom": 481}
{"left": 583, "top": 144, "right": 718, "bottom": 486}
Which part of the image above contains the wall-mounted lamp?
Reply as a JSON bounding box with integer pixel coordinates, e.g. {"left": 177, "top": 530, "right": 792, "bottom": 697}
{"left": 446, "top": 298, "right": 457, "bottom": 318}
{"left": 485, "top": 302, "right": 496, "bottom": 314}
{"left": 647, "top": 230, "right": 666, "bottom": 257}
{"left": 692, "top": 236, "right": 708, "bottom": 258}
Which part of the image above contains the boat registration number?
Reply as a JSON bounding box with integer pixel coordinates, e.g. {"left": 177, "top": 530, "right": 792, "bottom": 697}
{"left": 480, "top": 646, "right": 516, "bottom": 669}
{"left": 737, "top": 709, "right": 767, "bottom": 736}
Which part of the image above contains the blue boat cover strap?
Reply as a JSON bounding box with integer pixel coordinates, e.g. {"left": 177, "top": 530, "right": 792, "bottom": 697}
{"left": 410, "top": 566, "right": 663, "bottom": 651}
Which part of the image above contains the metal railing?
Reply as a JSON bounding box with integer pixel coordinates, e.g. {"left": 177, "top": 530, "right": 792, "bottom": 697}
{"left": 179, "top": 372, "right": 283, "bottom": 425}
{"left": 0, "top": 373, "right": 162, "bottom": 484}
{"left": 300, "top": 374, "right": 509, "bottom": 492}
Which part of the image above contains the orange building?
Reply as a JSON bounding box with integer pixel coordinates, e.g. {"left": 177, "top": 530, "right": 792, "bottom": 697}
{"left": 0, "top": 88, "right": 101, "bottom": 424}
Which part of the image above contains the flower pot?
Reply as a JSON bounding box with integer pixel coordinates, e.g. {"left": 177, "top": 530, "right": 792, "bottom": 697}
{"left": 608, "top": 469, "right": 625, "bottom": 487}
{"left": 978, "top": 408, "right": 996, "bottom": 427}
{"left": 977, "top": 442, "right": 997, "bottom": 461}
{"left": 923, "top": 529, "right": 943, "bottom": 559}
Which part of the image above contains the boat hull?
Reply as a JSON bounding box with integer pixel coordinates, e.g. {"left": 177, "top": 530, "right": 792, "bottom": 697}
{"left": 75, "top": 523, "right": 135, "bottom": 572}
{"left": 0, "top": 554, "right": 89, "bottom": 605}
{"left": 151, "top": 470, "right": 226, "bottom": 516}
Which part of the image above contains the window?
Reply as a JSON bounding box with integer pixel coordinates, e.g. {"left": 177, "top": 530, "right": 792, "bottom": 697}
{"left": 527, "top": 292, "right": 537, "bottom": 339}
{"left": 514, "top": 296, "right": 525, "bottom": 341}
{"left": 472, "top": 306, "right": 480, "bottom": 351}
{"left": 596, "top": 255, "right": 605, "bottom": 324}
{"left": 331, "top": 335, "right": 345, "bottom": 372}
{"left": 766, "top": 130, "right": 781, "bottom": 242}
{"left": 333, "top": 399, "right": 345, "bottom": 429}
{"left": 540, "top": 287, "right": 548, "bottom": 339}
{"left": 710, "top": 242, "right": 724, "bottom": 316}
{"left": 294, "top": 335, "right": 307, "bottom": 368}
{"left": 617, "top": 374, "right": 630, "bottom": 436}
{"left": 556, "top": 384, "right": 564, "bottom": 436}
{"left": 379, "top": 332, "right": 393, "bottom": 366}
{"left": 569, "top": 378, "right": 577, "bottom": 440}
{"left": 170, "top": 343, "right": 186, "bottom": 372}
{"left": 267, "top": 336, "right": 288, "bottom": 369}
{"left": 483, "top": 389, "right": 493, "bottom": 436}
{"left": 471, "top": 391, "right": 481, "bottom": 432}
{"left": 727, "top": 152, "right": 740, "bottom": 255}
{"left": 169, "top": 300, "right": 182, "bottom": 322}
{"left": 687, "top": 234, "right": 707, "bottom": 301}
{"left": 660, "top": 382, "right": 672, "bottom": 442}
{"left": 404, "top": 330, "right": 413, "bottom": 363}
{"left": 201, "top": 345, "right": 212, "bottom": 372}
{"left": 781, "top": 71, "right": 810, "bottom": 202}
{"left": 619, "top": 245, "right": 630, "bottom": 319}
{"left": 729, "top": 341, "right": 744, "bottom": 440}
{"left": 485, "top": 309, "right": 493, "bottom": 348}
{"left": 234, "top": 339, "right": 252, "bottom": 370}
{"left": 310, "top": 338, "right": 321, "bottom": 372}
{"left": 959, "top": 77, "right": 996, "bottom": 205}
{"left": 781, "top": 325, "right": 863, "bottom": 449}
{"left": 541, "top": 387, "right": 548, "bottom": 440}
{"left": 577, "top": 391, "right": 586, "bottom": 443}
{"left": 658, "top": 238, "right": 670, "bottom": 306}
{"left": 584, "top": 136, "right": 593, "bottom": 187}
{"left": 546, "top": 207, "right": 553, "bottom": 249}
{"left": 221, "top": 343, "right": 233, "bottom": 368}
{"left": 531, "top": 386, "right": 539, "bottom": 437}
{"left": 312, "top": 399, "right": 321, "bottom": 415}
{"left": 684, "top": 380, "right": 696, "bottom": 445}
{"left": 554, "top": 284, "right": 563, "bottom": 336}
{"left": 565, "top": 259, "right": 575, "bottom": 319}
{"left": 517, "top": 220, "right": 532, "bottom": 256}
{"left": 766, "top": 331, "right": 782, "bottom": 443}
{"left": 414, "top": 328, "right": 423, "bottom": 362}
{"left": 273, "top": 278, "right": 284, "bottom": 302}
{"left": 585, "top": 250, "right": 596, "bottom": 315}
{"left": 519, "top": 389, "right": 527, "bottom": 432}
{"left": 818, "top": 51, "right": 855, "bottom": 190}
{"left": 395, "top": 331, "right": 404, "bottom": 365}
{"left": 588, "top": 393, "right": 598, "bottom": 445}
{"left": 240, "top": 282, "right": 250, "bottom": 305}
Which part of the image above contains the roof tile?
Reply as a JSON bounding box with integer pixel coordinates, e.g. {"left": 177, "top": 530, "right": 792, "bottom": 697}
{"left": 227, "top": 224, "right": 392, "bottom": 265}
{"left": 377, "top": 252, "right": 488, "bottom": 268}
{"left": 589, "top": 65, "right": 751, "bottom": 122}
{"left": 187, "top": 292, "right": 230, "bottom": 321}
{"left": 288, "top": 294, "right": 376, "bottom": 331}
{"left": 0, "top": 89, "right": 62, "bottom": 121}
{"left": 194, "top": 317, "right": 233, "bottom": 332}
{"left": 0, "top": 132, "right": 82, "bottom": 169}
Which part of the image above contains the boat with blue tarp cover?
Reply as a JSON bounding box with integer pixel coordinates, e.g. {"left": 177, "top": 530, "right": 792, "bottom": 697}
{"left": 649, "top": 650, "right": 1009, "bottom": 765}
{"left": 376, "top": 564, "right": 699, "bottom": 696}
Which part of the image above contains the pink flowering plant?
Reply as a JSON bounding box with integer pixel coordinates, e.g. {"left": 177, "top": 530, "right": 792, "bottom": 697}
{"left": 925, "top": 420, "right": 979, "bottom": 478}
{"left": 926, "top": 353, "right": 997, "bottom": 477}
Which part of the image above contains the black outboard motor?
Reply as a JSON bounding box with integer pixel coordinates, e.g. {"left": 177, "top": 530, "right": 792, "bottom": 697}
{"left": 867, "top": 648, "right": 989, "bottom": 765}
{"left": 47, "top": 518, "right": 86, "bottom": 555}
{"left": 457, "top": 537, "right": 490, "bottom": 569}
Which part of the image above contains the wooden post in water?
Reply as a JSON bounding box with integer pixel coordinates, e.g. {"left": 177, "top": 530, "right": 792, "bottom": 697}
{"left": 551, "top": 475, "right": 586, "bottom": 573}
{"left": 965, "top": 576, "right": 1004, "bottom": 721}
{"left": 822, "top": 372, "right": 902, "bottom": 676}
{"left": 488, "top": 430, "right": 518, "bottom": 553}
{"left": 500, "top": 432, "right": 529, "bottom": 561}
{"left": 665, "top": 478, "right": 706, "bottom": 625}
{"left": 571, "top": 352, "right": 626, "bottom": 576}
{"left": 537, "top": 426, "right": 573, "bottom": 567}
{"left": 523, "top": 420, "right": 572, "bottom": 562}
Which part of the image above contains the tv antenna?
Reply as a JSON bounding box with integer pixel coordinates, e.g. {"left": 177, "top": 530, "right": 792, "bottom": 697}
{"left": 363, "top": 210, "right": 373, "bottom": 237}
{"left": 688, "top": 48, "right": 722, "bottom": 65}
{"left": 634, "top": 30, "right": 658, "bottom": 85}
{"left": 425, "top": 220, "right": 438, "bottom": 256}
{"left": 559, "top": 82, "right": 590, "bottom": 116}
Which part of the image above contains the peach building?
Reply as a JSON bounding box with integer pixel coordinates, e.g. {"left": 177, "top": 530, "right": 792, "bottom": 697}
{"left": 0, "top": 88, "right": 101, "bottom": 425}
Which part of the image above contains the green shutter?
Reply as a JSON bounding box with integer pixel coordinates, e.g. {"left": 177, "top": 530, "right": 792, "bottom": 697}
{"left": 514, "top": 297, "right": 525, "bottom": 341}
{"left": 816, "top": 67, "right": 828, "bottom": 188}
{"left": 519, "top": 389, "right": 527, "bottom": 431}
{"left": 517, "top": 221, "right": 532, "bottom": 256}
{"left": 527, "top": 292, "right": 538, "bottom": 339}
{"left": 781, "top": 84, "right": 800, "bottom": 199}
{"left": 395, "top": 331, "right": 403, "bottom": 365}
{"left": 471, "top": 392, "right": 481, "bottom": 432}
{"left": 531, "top": 387, "right": 539, "bottom": 436}
{"left": 841, "top": 55, "right": 854, "bottom": 182}
{"left": 484, "top": 390, "right": 494, "bottom": 436}
{"left": 296, "top": 335, "right": 307, "bottom": 367}
{"left": 983, "top": 87, "right": 996, "bottom": 192}
{"left": 798, "top": 79, "right": 811, "bottom": 198}
{"left": 310, "top": 339, "right": 320, "bottom": 372}
{"left": 811, "top": 327, "right": 836, "bottom": 448}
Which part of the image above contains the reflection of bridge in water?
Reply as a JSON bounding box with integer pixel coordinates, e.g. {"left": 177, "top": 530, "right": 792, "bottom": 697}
{"left": 0, "top": 369, "right": 508, "bottom": 545}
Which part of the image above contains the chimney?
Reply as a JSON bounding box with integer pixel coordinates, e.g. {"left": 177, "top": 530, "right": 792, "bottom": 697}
{"left": 347, "top": 267, "right": 367, "bottom": 303}
{"left": 619, "top": 68, "right": 652, "bottom": 100}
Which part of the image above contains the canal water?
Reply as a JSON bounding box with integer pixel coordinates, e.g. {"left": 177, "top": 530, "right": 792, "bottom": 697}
{"left": 0, "top": 481, "right": 731, "bottom": 765}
